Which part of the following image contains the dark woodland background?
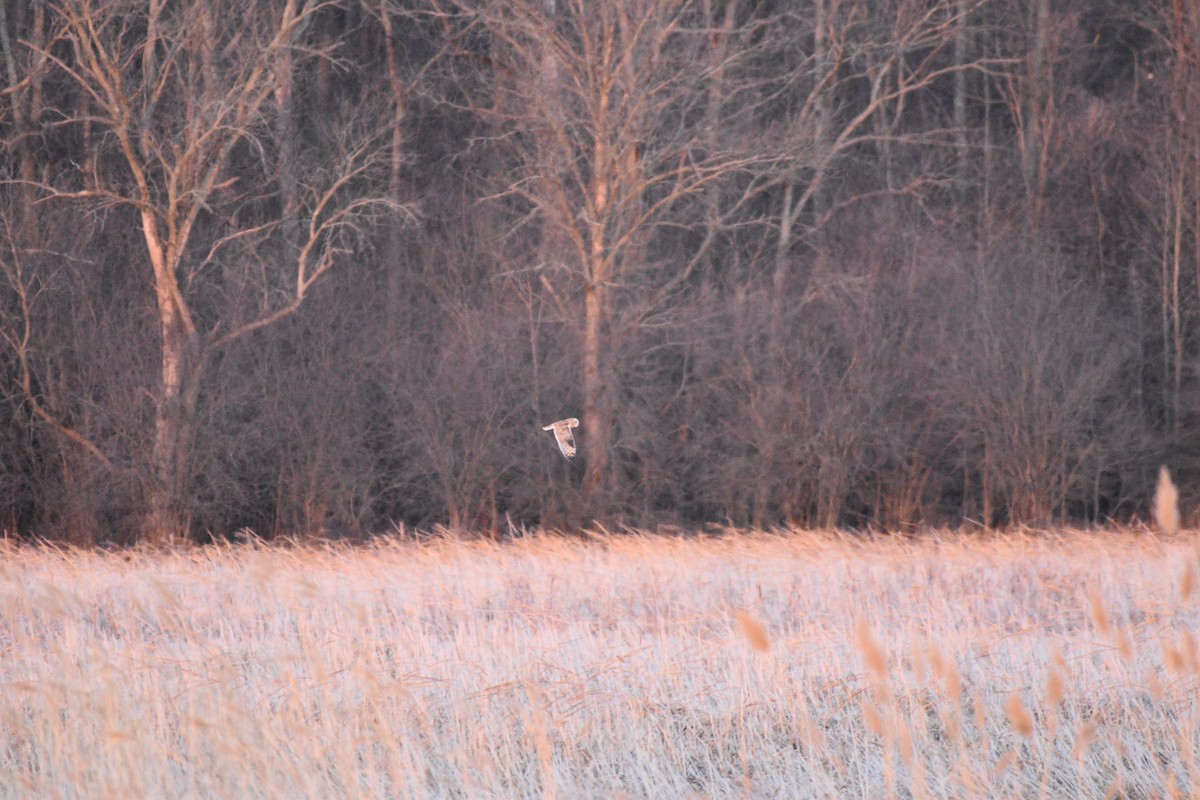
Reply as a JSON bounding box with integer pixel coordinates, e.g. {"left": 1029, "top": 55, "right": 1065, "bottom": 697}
{"left": 0, "top": 0, "right": 1196, "bottom": 543}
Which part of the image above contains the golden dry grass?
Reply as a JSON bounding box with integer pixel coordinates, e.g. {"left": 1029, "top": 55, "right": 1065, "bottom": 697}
{"left": 0, "top": 528, "right": 1197, "bottom": 798}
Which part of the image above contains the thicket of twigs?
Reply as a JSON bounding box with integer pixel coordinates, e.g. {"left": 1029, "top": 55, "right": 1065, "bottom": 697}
{"left": 0, "top": 2, "right": 1197, "bottom": 541}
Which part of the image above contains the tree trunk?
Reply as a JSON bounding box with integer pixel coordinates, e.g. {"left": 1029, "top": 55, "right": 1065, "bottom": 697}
{"left": 0, "top": 0, "right": 44, "bottom": 230}
{"left": 273, "top": 13, "right": 302, "bottom": 267}
{"left": 582, "top": 280, "right": 608, "bottom": 506}
{"left": 142, "top": 209, "right": 200, "bottom": 544}
{"left": 147, "top": 287, "right": 199, "bottom": 544}
{"left": 381, "top": 2, "right": 407, "bottom": 371}
{"left": 953, "top": 0, "right": 970, "bottom": 201}
{"left": 1023, "top": 0, "right": 1049, "bottom": 227}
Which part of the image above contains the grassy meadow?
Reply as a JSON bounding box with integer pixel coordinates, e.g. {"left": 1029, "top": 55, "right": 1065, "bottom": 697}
{"left": 0, "top": 528, "right": 1197, "bottom": 798}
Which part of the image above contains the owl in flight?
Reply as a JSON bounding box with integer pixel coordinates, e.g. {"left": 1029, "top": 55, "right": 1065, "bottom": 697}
{"left": 542, "top": 418, "right": 580, "bottom": 460}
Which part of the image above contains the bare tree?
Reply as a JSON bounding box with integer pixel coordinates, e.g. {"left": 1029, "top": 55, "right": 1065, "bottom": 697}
{"left": 1153, "top": 0, "right": 1200, "bottom": 434}
{"left": 22, "top": 0, "right": 401, "bottom": 541}
{"left": 769, "top": 0, "right": 1004, "bottom": 297}
{"left": 445, "top": 0, "right": 774, "bottom": 511}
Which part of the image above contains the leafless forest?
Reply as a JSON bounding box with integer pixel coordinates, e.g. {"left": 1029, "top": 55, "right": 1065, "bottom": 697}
{"left": 0, "top": 0, "right": 1196, "bottom": 543}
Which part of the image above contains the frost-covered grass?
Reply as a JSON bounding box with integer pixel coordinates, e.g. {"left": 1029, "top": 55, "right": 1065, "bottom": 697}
{"left": 0, "top": 528, "right": 1196, "bottom": 798}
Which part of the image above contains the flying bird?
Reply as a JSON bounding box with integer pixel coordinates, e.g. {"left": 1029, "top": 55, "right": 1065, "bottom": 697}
{"left": 542, "top": 417, "right": 580, "bottom": 460}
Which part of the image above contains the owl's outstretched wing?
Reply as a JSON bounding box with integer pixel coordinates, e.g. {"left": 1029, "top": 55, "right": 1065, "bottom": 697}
{"left": 542, "top": 418, "right": 580, "bottom": 460}
{"left": 553, "top": 426, "right": 576, "bottom": 459}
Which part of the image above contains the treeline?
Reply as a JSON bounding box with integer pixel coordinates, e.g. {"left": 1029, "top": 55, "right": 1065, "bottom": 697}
{"left": 0, "top": 0, "right": 1195, "bottom": 543}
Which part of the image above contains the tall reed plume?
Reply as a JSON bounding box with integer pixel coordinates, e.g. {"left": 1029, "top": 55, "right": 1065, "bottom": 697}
{"left": 1155, "top": 465, "right": 1181, "bottom": 536}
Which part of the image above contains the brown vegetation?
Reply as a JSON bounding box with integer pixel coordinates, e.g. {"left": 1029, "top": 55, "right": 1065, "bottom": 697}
{"left": 0, "top": 529, "right": 1196, "bottom": 796}
{"left": 0, "top": 1, "right": 1196, "bottom": 541}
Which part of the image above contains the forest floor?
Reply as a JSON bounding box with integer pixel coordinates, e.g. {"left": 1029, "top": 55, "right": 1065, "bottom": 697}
{"left": 0, "top": 528, "right": 1195, "bottom": 798}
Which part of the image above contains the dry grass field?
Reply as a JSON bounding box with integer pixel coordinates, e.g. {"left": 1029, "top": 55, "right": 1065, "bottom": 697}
{"left": 0, "top": 528, "right": 1197, "bottom": 799}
